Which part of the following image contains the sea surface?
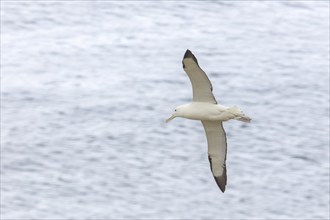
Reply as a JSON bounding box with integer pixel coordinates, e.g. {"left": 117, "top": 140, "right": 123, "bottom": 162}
{"left": 1, "top": 1, "right": 329, "bottom": 219}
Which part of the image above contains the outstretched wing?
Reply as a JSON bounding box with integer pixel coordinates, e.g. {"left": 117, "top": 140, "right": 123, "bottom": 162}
{"left": 201, "top": 120, "right": 227, "bottom": 192}
{"left": 182, "top": 49, "right": 217, "bottom": 104}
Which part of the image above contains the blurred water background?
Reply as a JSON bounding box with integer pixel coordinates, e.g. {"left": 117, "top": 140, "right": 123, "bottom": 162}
{"left": 1, "top": 1, "right": 329, "bottom": 219}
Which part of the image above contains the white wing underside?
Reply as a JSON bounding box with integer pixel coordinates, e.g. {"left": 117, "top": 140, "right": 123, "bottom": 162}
{"left": 182, "top": 50, "right": 217, "bottom": 104}
{"left": 202, "top": 120, "right": 227, "bottom": 192}
{"left": 182, "top": 50, "right": 226, "bottom": 192}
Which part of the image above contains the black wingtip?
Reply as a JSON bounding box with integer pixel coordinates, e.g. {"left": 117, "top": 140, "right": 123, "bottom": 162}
{"left": 214, "top": 175, "right": 226, "bottom": 193}
{"left": 208, "top": 155, "right": 227, "bottom": 192}
{"left": 214, "top": 166, "right": 227, "bottom": 193}
{"left": 184, "top": 49, "right": 193, "bottom": 59}
{"left": 183, "top": 49, "right": 198, "bottom": 64}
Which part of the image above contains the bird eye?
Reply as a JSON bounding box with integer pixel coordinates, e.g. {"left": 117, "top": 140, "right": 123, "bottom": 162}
{"left": 175, "top": 109, "right": 177, "bottom": 111}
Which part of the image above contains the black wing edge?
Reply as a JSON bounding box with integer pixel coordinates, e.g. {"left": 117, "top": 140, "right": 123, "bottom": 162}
{"left": 208, "top": 155, "right": 227, "bottom": 193}
{"left": 181, "top": 49, "right": 217, "bottom": 104}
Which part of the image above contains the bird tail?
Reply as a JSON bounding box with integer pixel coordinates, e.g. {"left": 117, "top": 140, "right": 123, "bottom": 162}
{"left": 235, "top": 115, "right": 251, "bottom": 123}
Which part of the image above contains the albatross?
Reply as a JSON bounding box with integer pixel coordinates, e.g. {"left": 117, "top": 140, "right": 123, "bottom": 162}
{"left": 166, "top": 49, "right": 251, "bottom": 193}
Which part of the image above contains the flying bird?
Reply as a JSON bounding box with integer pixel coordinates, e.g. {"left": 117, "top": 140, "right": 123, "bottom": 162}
{"left": 166, "top": 49, "right": 251, "bottom": 193}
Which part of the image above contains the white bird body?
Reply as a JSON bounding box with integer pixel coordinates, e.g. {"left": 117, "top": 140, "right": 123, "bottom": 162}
{"left": 170, "top": 102, "right": 247, "bottom": 122}
{"left": 166, "top": 49, "right": 251, "bottom": 193}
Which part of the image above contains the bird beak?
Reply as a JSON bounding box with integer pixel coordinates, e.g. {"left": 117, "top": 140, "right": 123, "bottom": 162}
{"left": 165, "top": 115, "right": 176, "bottom": 123}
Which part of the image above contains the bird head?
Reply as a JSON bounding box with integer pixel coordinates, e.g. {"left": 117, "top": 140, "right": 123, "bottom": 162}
{"left": 165, "top": 105, "right": 185, "bottom": 123}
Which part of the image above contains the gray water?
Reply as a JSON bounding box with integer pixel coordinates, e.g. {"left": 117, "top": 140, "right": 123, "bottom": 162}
{"left": 1, "top": 1, "right": 329, "bottom": 219}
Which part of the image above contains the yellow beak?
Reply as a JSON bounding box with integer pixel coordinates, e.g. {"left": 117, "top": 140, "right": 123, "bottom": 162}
{"left": 165, "top": 115, "right": 176, "bottom": 123}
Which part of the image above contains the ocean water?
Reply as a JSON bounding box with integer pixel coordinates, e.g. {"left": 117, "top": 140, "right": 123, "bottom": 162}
{"left": 1, "top": 1, "right": 329, "bottom": 219}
